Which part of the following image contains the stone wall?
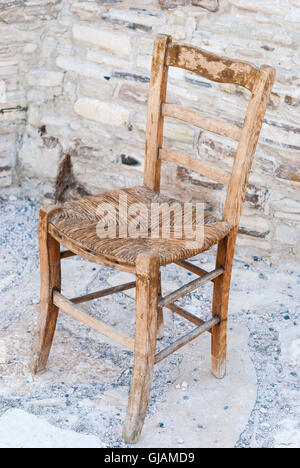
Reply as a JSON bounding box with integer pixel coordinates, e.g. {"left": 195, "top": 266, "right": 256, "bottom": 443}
{"left": 0, "top": 0, "right": 299, "bottom": 263}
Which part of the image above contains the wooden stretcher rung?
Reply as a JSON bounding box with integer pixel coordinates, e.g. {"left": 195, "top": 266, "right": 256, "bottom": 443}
{"left": 155, "top": 316, "right": 220, "bottom": 364}
{"left": 158, "top": 267, "right": 224, "bottom": 308}
{"left": 53, "top": 290, "right": 135, "bottom": 351}
{"left": 60, "top": 250, "right": 77, "bottom": 259}
{"left": 175, "top": 260, "right": 210, "bottom": 278}
{"left": 165, "top": 302, "right": 213, "bottom": 332}
{"left": 70, "top": 281, "right": 136, "bottom": 304}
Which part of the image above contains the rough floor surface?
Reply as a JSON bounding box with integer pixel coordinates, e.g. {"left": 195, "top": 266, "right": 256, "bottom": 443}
{"left": 0, "top": 192, "right": 299, "bottom": 448}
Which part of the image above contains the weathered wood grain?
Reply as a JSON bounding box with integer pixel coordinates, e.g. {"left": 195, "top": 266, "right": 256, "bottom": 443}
{"left": 165, "top": 302, "right": 208, "bottom": 329}
{"left": 155, "top": 316, "right": 220, "bottom": 364}
{"left": 211, "top": 228, "right": 238, "bottom": 378}
{"left": 224, "top": 66, "right": 276, "bottom": 227}
{"left": 70, "top": 281, "right": 136, "bottom": 304}
{"left": 159, "top": 148, "right": 231, "bottom": 186}
{"left": 60, "top": 250, "right": 76, "bottom": 259}
{"left": 162, "top": 103, "right": 242, "bottom": 141}
{"left": 159, "top": 267, "right": 224, "bottom": 307}
{"left": 175, "top": 259, "right": 210, "bottom": 278}
{"left": 167, "top": 43, "right": 260, "bottom": 91}
{"left": 30, "top": 205, "right": 61, "bottom": 374}
{"left": 144, "top": 35, "right": 171, "bottom": 191}
{"left": 53, "top": 290, "right": 135, "bottom": 351}
{"left": 30, "top": 35, "right": 275, "bottom": 444}
{"left": 48, "top": 186, "right": 232, "bottom": 268}
{"left": 123, "top": 255, "right": 160, "bottom": 443}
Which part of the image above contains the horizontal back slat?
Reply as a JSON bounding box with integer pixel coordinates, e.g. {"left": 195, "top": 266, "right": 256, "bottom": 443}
{"left": 162, "top": 103, "right": 242, "bottom": 141}
{"left": 167, "top": 44, "right": 260, "bottom": 92}
{"left": 159, "top": 148, "right": 231, "bottom": 186}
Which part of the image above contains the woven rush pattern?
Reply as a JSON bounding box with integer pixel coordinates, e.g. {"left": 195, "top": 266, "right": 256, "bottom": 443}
{"left": 49, "top": 186, "right": 232, "bottom": 267}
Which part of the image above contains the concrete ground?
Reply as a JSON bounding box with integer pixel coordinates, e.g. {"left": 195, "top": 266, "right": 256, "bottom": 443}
{"left": 0, "top": 191, "right": 299, "bottom": 448}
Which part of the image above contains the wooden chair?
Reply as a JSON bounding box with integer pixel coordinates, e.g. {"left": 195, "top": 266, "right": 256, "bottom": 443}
{"left": 30, "top": 35, "right": 275, "bottom": 443}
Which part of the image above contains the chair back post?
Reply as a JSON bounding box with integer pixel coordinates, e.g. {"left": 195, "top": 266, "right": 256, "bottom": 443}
{"left": 144, "top": 34, "right": 171, "bottom": 191}
{"left": 223, "top": 66, "right": 276, "bottom": 226}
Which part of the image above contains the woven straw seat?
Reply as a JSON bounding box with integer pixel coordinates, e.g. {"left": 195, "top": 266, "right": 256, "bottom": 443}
{"left": 49, "top": 186, "right": 232, "bottom": 268}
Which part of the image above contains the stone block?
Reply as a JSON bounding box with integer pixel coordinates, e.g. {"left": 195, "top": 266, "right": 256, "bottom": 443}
{"left": 0, "top": 80, "right": 6, "bottom": 103}
{"left": 40, "top": 113, "right": 68, "bottom": 127}
{"left": 275, "top": 164, "right": 300, "bottom": 183}
{"left": 27, "top": 105, "right": 41, "bottom": 127}
{"left": 70, "top": 1, "right": 103, "bottom": 21}
{"left": 239, "top": 215, "right": 271, "bottom": 239}
{"left": 272, "top": 198, "right": 300, "bottom": 215}
{"left": 56, "top": 55, "right": 107, "bottom": 81}
{"left": 72, "top": 24, "right": 131, "bottom": 56}
{"left": 0, "top": 129, "right": 16, "bottom": 187}
{"left": 275, "top": 223, "right": 299, "bottom": 245}
{"left": 136, "top": 54, "right": 152, "bottom": 73}
{"left": 106, "top": 7, "right": 165, "bottom": 28}
{"left": 0, "top": 409, "right": 103, "bottom": 448}
{"left": 236, "top": 234, "right": 271, "bottom": 251}
{"left": 86, "top": 50, "right": 131, "bottom": 70}
{"left": 229, "top": 0, "right": 287, "bottom": 17}
{"left": 26, "top": 89, "right": 47, "bottom": 103}
{"left": 118, "top": 83, "right": 148, "bottom": 105}
{"left": 27, "top": 69, "right": 64, "bottom": 88}
{"left": 22, "top": 43, "right": 38, "bottom": 54}
{"left": 19, "top": 135, "right": 61, "bottom": 180}
{"left": 74, "top": 98, "right": 129, "bottom": 126}
{"left": 134, "top": 113, "right": 195, "bottom": 144}
{"left": 0, "top": 166, "right": 12, "bottom": 187}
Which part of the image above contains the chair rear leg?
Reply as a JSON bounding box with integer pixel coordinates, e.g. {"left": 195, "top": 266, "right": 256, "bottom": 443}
{"left": 211, "top": 230, "right": 237, "bottom": 379}
{"left": 30, "top": 207, "right": 61, "bottom": 374}
{"left": 123, "top": 255, "right": 159, "bottom": 444}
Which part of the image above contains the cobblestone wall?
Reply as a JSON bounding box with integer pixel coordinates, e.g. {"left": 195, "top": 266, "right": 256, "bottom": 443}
{"left": 0, "top": 0, "right": 299, "bottom": 263}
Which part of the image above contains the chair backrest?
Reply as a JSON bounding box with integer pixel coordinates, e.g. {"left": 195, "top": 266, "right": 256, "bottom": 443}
{"left": 143, "top": 35, "right": 275, "bottom": 227}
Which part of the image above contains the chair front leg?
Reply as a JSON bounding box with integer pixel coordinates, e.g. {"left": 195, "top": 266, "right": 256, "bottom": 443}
{"left": 30, "top": 207, "right": 61, "bottom": 374}
{"left": 211, "top": 229, "right": 237, "bottom": 379}
{"left": 123, "top": 255, "right": 160, "bottom": 444}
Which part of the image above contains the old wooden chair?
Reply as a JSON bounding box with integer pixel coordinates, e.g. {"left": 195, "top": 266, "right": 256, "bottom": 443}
{"left": 30, "top": 35, "right": 275, "bottom": 443}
